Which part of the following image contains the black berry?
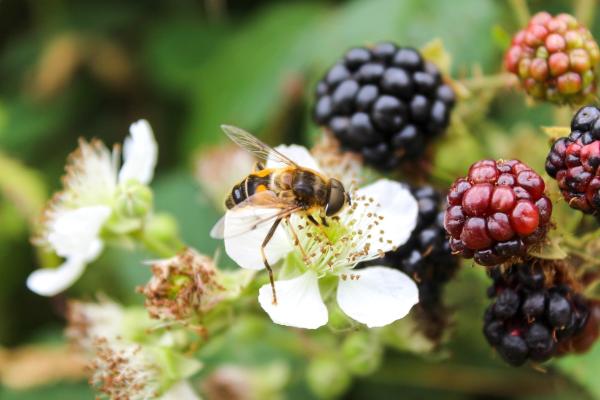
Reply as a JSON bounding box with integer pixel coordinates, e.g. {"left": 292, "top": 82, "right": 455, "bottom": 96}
{"left": 313, "top": 43, "right": 455, "bottom": 170}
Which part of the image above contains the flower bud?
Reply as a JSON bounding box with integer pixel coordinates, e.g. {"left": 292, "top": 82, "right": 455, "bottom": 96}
{"left": 114, "top": 179, "right": 153, "bottom": 219}
{"left": 306, "top": 356, "right": 351, "bottom": 399}
{"left": 341, "top": 331, "right": 383, "bottom": 376}
{"left": 202, "top": 362, "right": 289, "bottom": 400}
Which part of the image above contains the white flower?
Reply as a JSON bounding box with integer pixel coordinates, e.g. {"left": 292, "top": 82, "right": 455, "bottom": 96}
{"left": 218, "top": 145, "right": 420, "bottom": 329}
{"left": 161, "top": 381, "right": 201, "bottom": 400}
{"left": 68, "top": 299, "right": 201, "bottom": 400}
{"left": 90, "top": 339, "right": 200, "bottom": 400}
{"left": 27, "top": 120, "right": 158, "bottom": 296}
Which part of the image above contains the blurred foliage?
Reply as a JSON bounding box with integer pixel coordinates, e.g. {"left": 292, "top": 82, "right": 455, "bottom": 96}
{"left": 2, "top": 0, "right": 600, "bottom": 399}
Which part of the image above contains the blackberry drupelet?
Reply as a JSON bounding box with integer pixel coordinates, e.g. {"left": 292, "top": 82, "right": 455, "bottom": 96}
{"left": 444, "top": 159, "right": 552, "bottom": 266}
{"left": 505, "top": 12, "right": 600, "bottom": 104}
{"left": 484, "top": 261, "right": 590, "bottom": 366}
{"left": 546, "top": 105, "right": 600, "bottom": 217}
{"left": 313, "top": 43, "right": 455, "bottom": 170}
{"left": 384, "top": 186, "right": 460, "bottom": 341}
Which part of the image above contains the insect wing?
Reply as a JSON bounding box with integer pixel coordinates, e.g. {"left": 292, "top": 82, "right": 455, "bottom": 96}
{"left": 210, "top": 190, "right": 299, "bottom": 239}
{"left": 221, "top": 125, "right": 298, "bottom": 167}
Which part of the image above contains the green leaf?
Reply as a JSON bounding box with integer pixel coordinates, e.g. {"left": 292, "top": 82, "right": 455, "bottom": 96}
{"left": 541, "top": 126, "right": 570, "bottom": 140}
{"left": 528, "top": 232, "right": 568, "bottom": 260}
{"left": 557, "top": 343, "right": 600, "bottom": 399}
{"left": 491, "top": 24, "right": 512, "bottom": 50}
{"left": 420, "top": 38, "right": 452, "bottom": 76}
{"left": 0, "top": 383, "right": 92, "bottom": 400}
{"left": 142, "top": 21, "right": 226, "bottom": 93}
{"left": 184, "top": 3, "right": 327, "bottom": 151}
{"left": 0, "top": 151, "right": 47, "bottom": 222}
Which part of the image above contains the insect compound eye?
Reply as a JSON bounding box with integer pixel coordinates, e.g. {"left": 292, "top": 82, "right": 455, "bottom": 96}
{"left": 326, "top": 179, "right": 346, "bottom": 216}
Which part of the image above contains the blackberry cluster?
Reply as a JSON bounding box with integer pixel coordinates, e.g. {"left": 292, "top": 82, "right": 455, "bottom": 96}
{"left": 313, "top": 43, "right": 455, "bottom": 170}
{"left": 484, "top": 261, "right": 589, "bottom": 366}
{"left": 505, "top": 12, "right": 600, "bottom": 104}
{"left": 444, "top": 159, "right": 552, "bottom": 266}
{"left": 384, "top": 186, "right": 460, "bottom": 341}
{"left": 545, "top": 105, "right": 600, "bottom": 217}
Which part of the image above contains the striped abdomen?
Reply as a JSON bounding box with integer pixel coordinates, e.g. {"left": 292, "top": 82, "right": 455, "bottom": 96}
{"left": 225, "top": 171, "right": 273, "bottom": 209}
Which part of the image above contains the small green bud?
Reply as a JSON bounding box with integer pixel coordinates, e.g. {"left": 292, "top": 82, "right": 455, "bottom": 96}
{"left": 341, "top": 331, "right": 383, "bottom": 376}
{"left": 145, "top": 213, "right": 180, "bottom": 244}
{"left": 307, "top": 356, "right": 351, "bottom": 399}
{"left": 327, "top": 303, "right": 355, "bottom": 331}
{"left": 115, "top": 179, "right": 153, "bottom": 219}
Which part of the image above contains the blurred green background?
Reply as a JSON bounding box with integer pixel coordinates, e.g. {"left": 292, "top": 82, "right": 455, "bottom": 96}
{"left": 2, "top": 0, "right": 600, "bottom": 398}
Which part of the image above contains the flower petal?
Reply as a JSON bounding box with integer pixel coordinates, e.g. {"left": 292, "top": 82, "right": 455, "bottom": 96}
{"left": 224, "top": 207, "right": 292, "bottom": 270}
{"left": 354, "top": 179, "right": 418, "bottom": 254}
{"left": 47, "top": 206, "right": 110, "bottom": 260}
{"left": 337, "top": 266, "right": 418, "bottom": 328}
{"left": 258, "top": 271, "right": 328, "bottom": 329}
{"left": 26, "top": 257, "right": 87, "bottom": 296}
{"left": 161, "top": 381, "right": 200, "bottom": 400}
{"left": 118, "top": 119, "right": 158, "bottom": 185}
{"left": 266, "top": 144, "right": 322, "bottom": 172}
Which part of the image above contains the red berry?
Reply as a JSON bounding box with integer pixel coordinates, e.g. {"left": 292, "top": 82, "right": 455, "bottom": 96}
{"left": 447, "top": 179, "right": 472, "bottom": 206}
{"left": 491, "top": 186, "right": 516, "bottom": 212}
{"left": 545, "top": 33, "right": 566, "bottom": 52}
{"left": 535, "top": 197, "right": 553, "bottom": 224}
{"left": 469, "top": 165, "right": 499, "bottom": 184}
{"left": 580, "top": 141, "right": 600, "bottom": 170}
{"left": 462, "top": 183, "right": 493, "bottom": 216}
{"left": 549, "top": 52, "right": 570, "bottom": 76}
{"left": 511, "top": 200, "right": 540, "bottom": 235}
{"left": 512, "top": 162, "right": 531, "bottom": 174}
{"left": 444, "top": 205, "right": 465, "bottom": 237}
{"left": 513, "top": 186, "right": 532, "bottom": 200}
{"left": 445, "top": 159, "right": 551, "bottom": 266}
{"left": 460, "top": 217, "right": 492, "bottom": 250}
{"left": 488, "top": 213, "right": 515, "bottom": 241}
{"left": 517, "top": 170, "right": 545, "bottom": 200}
{"left": 497, "top": 173, "right": 516, "bottom": 186}
{"left": 505, "top": 12, "right": 598, "bottom": 104}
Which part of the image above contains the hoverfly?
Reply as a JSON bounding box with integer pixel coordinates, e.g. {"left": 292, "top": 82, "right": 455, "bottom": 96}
{"left": 211, "top": 125, "right": 351, "bottom": 304}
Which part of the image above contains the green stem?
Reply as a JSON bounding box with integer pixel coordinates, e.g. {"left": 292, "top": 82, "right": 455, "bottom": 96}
{"left": 509, "top": 0, "right": 530, "bottom": 27}
{"left": 574, "top": 0, "right": 596, "bottom": 28}
{"left": 140, "top": 234, "right": 183, "bottom": 258}
{"left": 459, "top": 73, "right": 517, "bottom": 92}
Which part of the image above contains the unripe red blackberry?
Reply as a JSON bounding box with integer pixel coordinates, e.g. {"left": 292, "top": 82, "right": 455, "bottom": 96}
{"left": 484, "top": 261, "right": 590, "bottom": 366}
{"left": 546, "top": 105, "right": 600, "bottom": 217}
{"left": 313, "top": 43, "right": 455, "bottom": 170}
{"left": 505, "top": 12, "right": 600, "bottom": 104}
{"left": 444, "top": 160, "right": 552, "bottom": 266}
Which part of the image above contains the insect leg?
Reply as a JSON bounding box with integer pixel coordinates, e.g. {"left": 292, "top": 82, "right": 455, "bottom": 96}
{"left": 320, "top": 216, "right": 329, "bottom": 227}
{"left": 306, "top": 214, "right": 332, "bottom": 245}
{"left": 261, "top": 217, "right": 283, "bottom": 305}
{"left": 286, "top": 218, "right": 310, "bottom": 263}
{"left": 307, "top": 214, "right": 320, "bottom": 226}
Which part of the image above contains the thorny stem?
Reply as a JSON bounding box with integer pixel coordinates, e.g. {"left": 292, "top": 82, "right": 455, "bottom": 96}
{"left": 509, "top": 0, "right": 530, "bottom": 28}
{"left": 459, "top": 73, "right": 517, "bottom": 92}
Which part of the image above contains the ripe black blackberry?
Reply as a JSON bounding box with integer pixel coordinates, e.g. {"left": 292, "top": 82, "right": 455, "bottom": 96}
{"left": 483, "top": 260, "right": 589, "bottom": 366}
{"left": 545, "top": 105, "right": 600, "bottom": 217}
{"left": 313, "top": 43, "right": 455, "bottom": 170}
{"left": 384, "top": 186, "right": 460, "bottom": 341}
